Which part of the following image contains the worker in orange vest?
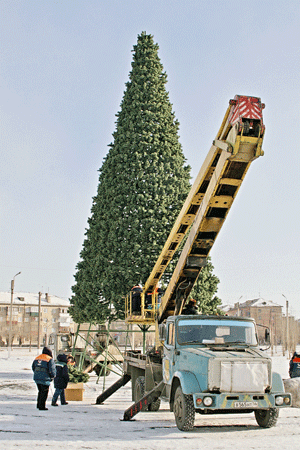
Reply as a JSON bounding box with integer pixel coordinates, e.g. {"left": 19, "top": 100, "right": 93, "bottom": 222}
{"left": 289, "top": 351, "right": 300, "bottom": 378}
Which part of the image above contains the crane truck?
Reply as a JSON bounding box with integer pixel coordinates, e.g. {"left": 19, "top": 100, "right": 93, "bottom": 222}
{"left": 96, "top": 96, "right": 291, "bottom": 430}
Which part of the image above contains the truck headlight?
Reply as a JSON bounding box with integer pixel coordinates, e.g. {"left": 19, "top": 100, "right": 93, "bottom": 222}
{"left": 275, "top": 396, "right": 284, "bottom": 406}
{"left": 203, "top": 396, "right": 213, "bottom": 407}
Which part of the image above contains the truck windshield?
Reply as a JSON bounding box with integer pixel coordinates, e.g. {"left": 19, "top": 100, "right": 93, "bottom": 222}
{"left": 177, "top": 319, "right": 257, "bottom": 346}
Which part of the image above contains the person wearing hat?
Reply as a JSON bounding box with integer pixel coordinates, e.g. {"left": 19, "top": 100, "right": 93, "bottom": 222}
{"left": 67, "top": 354, "right": 76, "bottom": 366}
{"left": 182, "top": 298, "right": 198, "bottom": 315}
{"left": 52, "top": 353, "right": 69, "bottom": 406}
{"left": 131, "top": 285, "right": 143, "bottom": 315}
{"left": 289, "top": 351, "right": 300, "bottom": 378}
{"left": 32, "top": 347, "right": 56, "bottom": 410}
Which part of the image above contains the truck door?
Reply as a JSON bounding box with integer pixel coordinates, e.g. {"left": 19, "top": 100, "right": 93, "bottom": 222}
{"left": 163, "top": 322, "right": 177, "bottom": 389}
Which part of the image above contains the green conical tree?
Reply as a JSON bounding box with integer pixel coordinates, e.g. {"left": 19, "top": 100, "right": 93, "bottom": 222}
{"left": 189, "top": 257, "right": 223, "bottom": 315}
{"left": 69, "top": 32, "right": 191, "bottom": 323}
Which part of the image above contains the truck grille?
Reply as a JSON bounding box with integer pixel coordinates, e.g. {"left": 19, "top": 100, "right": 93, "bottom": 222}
{"left": 208, "top": 359, "right": 271, "bottom": 393}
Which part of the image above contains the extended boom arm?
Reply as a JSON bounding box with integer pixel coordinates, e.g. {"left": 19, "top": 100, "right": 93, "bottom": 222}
{"left": 125, "top": 96, "right": 265, "bottom": 325}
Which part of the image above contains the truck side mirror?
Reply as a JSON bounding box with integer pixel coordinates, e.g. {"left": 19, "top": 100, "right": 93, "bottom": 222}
{"left": 159, "top": 323, "right": 166, "bottom": 342}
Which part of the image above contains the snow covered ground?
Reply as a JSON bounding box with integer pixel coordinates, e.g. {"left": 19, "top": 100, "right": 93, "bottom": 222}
{"left": 1, "top": 347, "right": 299, "bottom": 450}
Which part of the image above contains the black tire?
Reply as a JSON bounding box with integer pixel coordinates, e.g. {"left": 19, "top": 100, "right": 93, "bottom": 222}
{"left": 148, "top": 397, "right": 161, "bottom": 411}
{"left": 94, "top": 362, "right": 111, "bottom": 377}
{"left": 173, "top": 386, "right": 195, "bottom": 431}
{"left": 255, "top": 408, "right": 279, "bottom": 428}
{"left": 134, "top": 376, "right": 147, "bottom": 411}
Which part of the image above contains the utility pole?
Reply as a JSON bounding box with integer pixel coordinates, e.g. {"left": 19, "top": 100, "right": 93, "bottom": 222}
{"left": 29, "top": 314, "right": 32, "bottom": 352}
{"left": 282, "top": 294, "right": 289, "bottom": 357}
{"left": 37, "top": 291, "right": 42, "bottom": 353}
{"left": 270, "top": 311, "right": 274, "bottom": 356}
{"left": 236, "top": 296, "right": 242, "bottom": 317}
{"left": 286, "top": 300, "right": 289, "bottom": 357}
{"left": 8, "top": 272, "right": 21, "bottom": 358}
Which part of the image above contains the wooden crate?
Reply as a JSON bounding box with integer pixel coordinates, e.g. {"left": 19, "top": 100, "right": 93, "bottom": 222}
{"left": 65, "top": 382, "right": 84, "bottom": 401}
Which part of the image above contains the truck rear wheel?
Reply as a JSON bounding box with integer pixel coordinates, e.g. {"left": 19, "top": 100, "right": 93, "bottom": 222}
{"left": 173, "top": 386, "right": 195, "bottom": 431}
{"left": 148, "top": 396, "right": 161, "bottom": 411}
{"left": 254, "top": 408, "right": 279, "bottom": 428}
{"left": 134, "top": 376, "right": 147, "bottom": 411}
{"left": 134, "top": 376, "right": 161, "bottom": 411}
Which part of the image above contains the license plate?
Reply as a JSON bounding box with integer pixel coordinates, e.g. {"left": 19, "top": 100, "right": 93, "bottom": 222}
{"left": 234, "top": 401, "right": 258, "bottom": 408}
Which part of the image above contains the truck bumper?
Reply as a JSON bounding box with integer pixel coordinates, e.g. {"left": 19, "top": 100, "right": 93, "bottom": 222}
{"left": 192, "top": 392, "right": 291, "bottom": 411}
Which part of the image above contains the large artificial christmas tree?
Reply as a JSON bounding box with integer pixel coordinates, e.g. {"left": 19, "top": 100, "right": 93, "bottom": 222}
{"left": 69, "top": 32, "right": 191, "bottom": 323}
{"left": 189, "top": 258, "right": 223, "bottom": 315}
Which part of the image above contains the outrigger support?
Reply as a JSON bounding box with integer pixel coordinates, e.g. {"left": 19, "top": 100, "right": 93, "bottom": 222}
{"left": 96, "top": 373, "right": 131, "bottom": 405}
{"left": 123, "top": 381, "right": 165, "bottom": 421}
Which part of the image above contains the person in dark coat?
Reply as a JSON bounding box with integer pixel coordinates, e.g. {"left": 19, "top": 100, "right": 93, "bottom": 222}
{"left": 289, "top": 351, "right": 300, "bottom": 378}
{"left": 131, "top": 285, "right": 142, "bottom": 315}
{"left": 51, "top": 353, "right": 69, "bottom": 406}
{"left": 32, "top": 347, "right": 56, "bottom": 410}
{"left": 182, "top": 298, "right": 198, "bottom": 315}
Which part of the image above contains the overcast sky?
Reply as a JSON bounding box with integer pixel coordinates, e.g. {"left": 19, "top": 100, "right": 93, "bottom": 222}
{"left": 1, "top": 0, "right": 300, "bottom": 318}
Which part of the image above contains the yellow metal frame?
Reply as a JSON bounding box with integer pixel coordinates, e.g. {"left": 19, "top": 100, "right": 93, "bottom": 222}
{"left": 125, "top": 98, "right": 265, "bottom": 326}
{"left": 125, "top": 291, "right": 159, "bottom": 325}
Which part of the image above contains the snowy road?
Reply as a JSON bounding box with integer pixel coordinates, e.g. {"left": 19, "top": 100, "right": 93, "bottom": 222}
{"left": 1, "top": 348, "right": 299, "bottom": 450}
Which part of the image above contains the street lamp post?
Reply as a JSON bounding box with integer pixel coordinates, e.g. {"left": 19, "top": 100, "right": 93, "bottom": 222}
{"left": 282, "top": 294, "right": 289, "bottom": 357}
{"left": 8, "top": 272, "right": 21, "bottom": 358}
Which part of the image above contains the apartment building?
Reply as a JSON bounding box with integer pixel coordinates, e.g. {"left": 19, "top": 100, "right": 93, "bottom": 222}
{"left": 222, "top": 298, "right": 300, "bottom": 347}
{"left": 0, "top": 292, "right": 75, "bottom": 347}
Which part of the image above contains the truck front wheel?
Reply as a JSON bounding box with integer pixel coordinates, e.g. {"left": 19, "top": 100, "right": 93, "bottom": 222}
{"left": 173, "top": 386, "right": 195, "bottom": 431}
{"left": 255, "top": 408, "right": 279, "bottom": 428}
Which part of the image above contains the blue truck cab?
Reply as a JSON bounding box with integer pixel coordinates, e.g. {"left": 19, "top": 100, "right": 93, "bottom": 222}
{"left": 161, "top": 315, "right": 291, "bottom": 431}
